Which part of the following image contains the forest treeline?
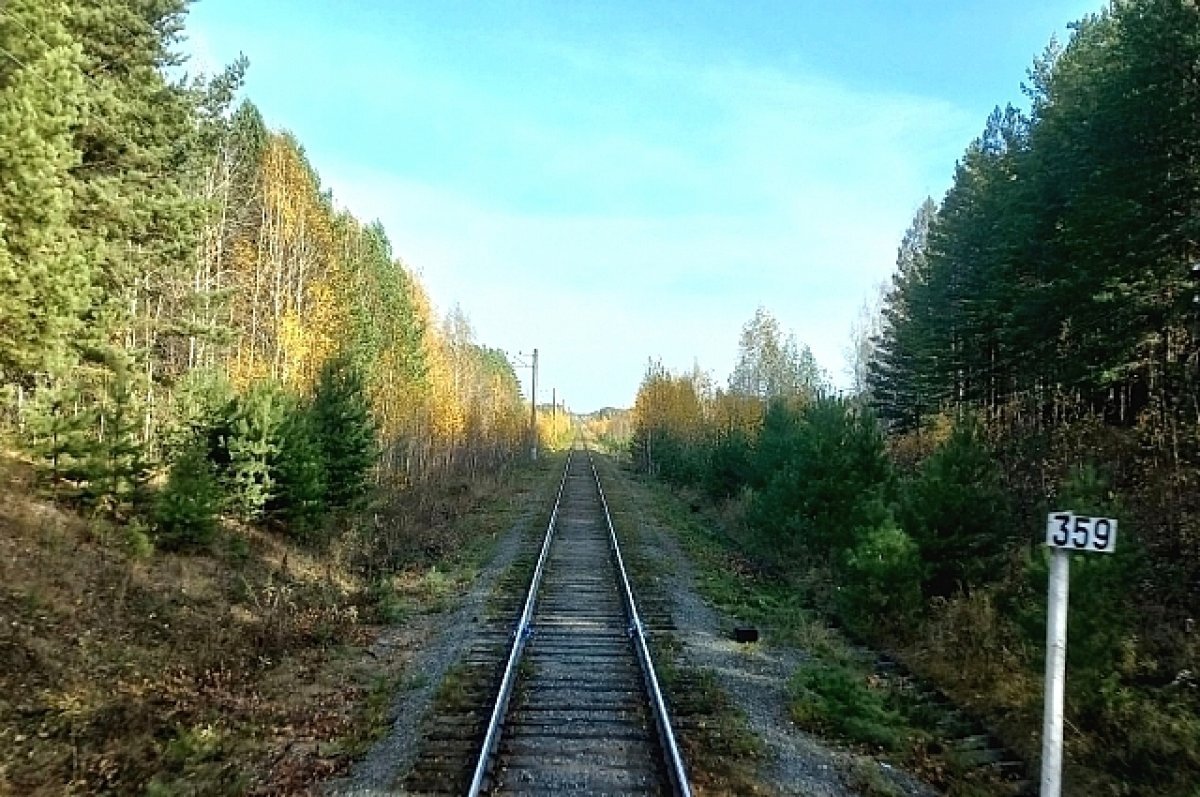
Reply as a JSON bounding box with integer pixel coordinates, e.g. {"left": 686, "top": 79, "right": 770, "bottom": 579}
{"left": 632, "top": 2, "right": 1200, "bottom": 794}
{"left": 0, "top": 0, "right": 535, "bottom": 553}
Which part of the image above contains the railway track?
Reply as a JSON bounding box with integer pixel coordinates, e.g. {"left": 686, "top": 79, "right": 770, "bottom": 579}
{"left": 396, "top": 447, "right": 1033, "bottom": 796}
{"left": 404, "top": 446, "right": 690, "bottom": 796}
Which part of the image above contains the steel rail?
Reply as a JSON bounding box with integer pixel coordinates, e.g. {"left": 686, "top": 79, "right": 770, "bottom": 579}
{"left": 586, "top": 446, "right": 693, "bottom": 797}
{"left": 466, "top": 450, "right": 573, "bottom": 797}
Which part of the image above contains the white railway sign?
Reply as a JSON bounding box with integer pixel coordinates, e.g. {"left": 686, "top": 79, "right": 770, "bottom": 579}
{"left": 1045, "top": 511, "right": 1118, "bottom": 553}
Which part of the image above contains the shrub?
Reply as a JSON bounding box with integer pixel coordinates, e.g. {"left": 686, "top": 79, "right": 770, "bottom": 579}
{"left": 122, "top": 518, "right": 155, "bottom": 559}
{"left": 701, "top": 428, "right": 754, "bottom": 500}
{"left": 747, "top": 397, "right": 806, "bottom": 490}
{"left": 1018, "top": 462, "right": 1141, "bottom": 686}
{"left": 746, "top": 397, "right": 895, "bottom": 563}
{"left": 161, "top": 368, "right": 234, "bottom": 459}
{"left": 1012, "top": 463, "right": 1185, "bottom": 787}
{"left": 1090, "top": 683, "right": 1200, "bottom": 794}
{"left": 643, "top": 428, "right": 702, "bottom": 487}
{"left": 789, "top": 658, "right": 907, "bottom": 751}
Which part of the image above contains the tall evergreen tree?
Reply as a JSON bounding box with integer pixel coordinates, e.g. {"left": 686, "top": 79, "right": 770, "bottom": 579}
{"left": 872, "top": 2, "right": 1200, "bottom": 429}
{"left": 870, "top": 198, "right": 939, "bottom": 430}
{"left": 925, "top": 105, "right": 1032, "bottom": 409}
{"left": 67, "top": 0, "right": 200, "bottom": 373}
{"left": 0, "top": 0, "right": 88, "bottom": 379}
{"left": 1029, "top": 1, "right": 1200, "bottom": 412}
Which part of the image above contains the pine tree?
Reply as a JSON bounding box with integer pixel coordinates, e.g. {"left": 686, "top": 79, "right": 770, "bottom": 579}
{"left": 0, "top": 0, "right": 89, "bottom": 379}
{"left": 872, "top": 2, "right": 1200, "bottom": 429}
{"left": 22, "top": 370, "right": 92, "bottom": 489}
{"left": 312, "top": 355, "right": 375, "bottom": 508}
{"left": 1026, "top": 2, "right": 1200, "bottom": 414}
{"left": 83, "top": 357, "right": 149, "bottom": 514}
{"left": 154, "top": 437, "right": 222, "bottom": 550}
{"left": 272, "top": 397, "right": 327, "bottom": 538}
{"left": 162, "top": 367, "right": 234, "bottom": 460}
{"left": 900, "top": 418, "right": 1014, "bottom": 597}
{"left": 216, "top": 381, "right": 285, "bottom": 520}
{"left": 870, "top": 199, "right": 939, "bottom": 430}
{"left": 66, "top": 0, "right": 201, "bottom": 444}
{"left": 747, "top": 397, "right": 895, "bottom": 560}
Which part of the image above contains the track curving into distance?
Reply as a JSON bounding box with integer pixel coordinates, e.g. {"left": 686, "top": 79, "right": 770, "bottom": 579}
{"left": 467, "top": 445, "right": 691, "bottom": 796}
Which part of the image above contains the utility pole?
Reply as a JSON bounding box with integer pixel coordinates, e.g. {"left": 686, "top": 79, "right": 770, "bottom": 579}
{"left": 552, "top": 388, "right": 557, "bottom": 429}
{"left": 530, "top": 348, "right": 539, "bottom": 461}
{"left": 512, "top": 349, "right": 540, "bottom": 462}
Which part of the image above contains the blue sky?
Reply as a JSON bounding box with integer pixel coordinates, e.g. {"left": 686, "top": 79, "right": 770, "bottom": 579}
{"left": 184, "top": 0, "right": 1100, "bottom": 412}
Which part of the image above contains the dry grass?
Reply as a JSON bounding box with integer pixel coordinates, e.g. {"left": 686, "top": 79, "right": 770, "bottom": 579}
{"left": 0, "top": 450, "right": 543, "bottom": 796}
{"left": 0, "top": 461, "right": 368, "bottom": 795}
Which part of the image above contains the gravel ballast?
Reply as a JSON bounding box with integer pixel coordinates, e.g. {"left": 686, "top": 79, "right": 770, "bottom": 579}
{"left": 610, "top": 464, "right": 937, "bottom": 797}
{"left": 325, "top": 498, "right": 543, "bottom": 797}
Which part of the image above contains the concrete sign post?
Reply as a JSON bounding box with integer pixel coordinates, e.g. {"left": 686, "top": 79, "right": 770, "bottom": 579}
{"left": 1041, "top": 511, "right": 1118, "bottom": 797}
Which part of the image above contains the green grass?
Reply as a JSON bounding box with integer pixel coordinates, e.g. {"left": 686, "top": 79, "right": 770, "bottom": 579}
{"left": 788, "top": 658, "right": 909, "bottom": 752}
{"left": 337, "top": 672, "right": 407, "bottom": 757}
{"left": 430, "top": 662, "right": 481, "bottom": 713}
{"left": 844, "top": 757, "right": 911, "bottom": 797}
{"left": 143, "top": 723, "right": 249, "bottom": 796}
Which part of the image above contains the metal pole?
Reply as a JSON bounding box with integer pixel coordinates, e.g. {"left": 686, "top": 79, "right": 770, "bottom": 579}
{"left": 1041, "top": 547, "right": 1069, "bottom": 797}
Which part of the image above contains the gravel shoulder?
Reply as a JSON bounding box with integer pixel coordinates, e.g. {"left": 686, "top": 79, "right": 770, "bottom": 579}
{"left": 324, "top": 498, "right": 544, "bottom": 796}
{"left": 612, "top": 464, "right": 938, "bottom": 797}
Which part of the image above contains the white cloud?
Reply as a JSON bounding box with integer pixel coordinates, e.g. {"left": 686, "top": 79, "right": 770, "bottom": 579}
{"left": 204, "top": 19, "right": 981, "bottom": 410}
